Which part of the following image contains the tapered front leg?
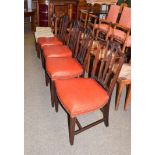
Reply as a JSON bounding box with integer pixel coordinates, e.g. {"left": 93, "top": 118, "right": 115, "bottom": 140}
{"left": 36, "top": 44, "right": 40, "bottom": 58}
{"left": 53, "top": 82, "right": 58, "bottom": 112}
{"left": 69, "top": 117, "right": 76, "bottom": 145}
{"left": 41, "top": 50, "right": 45, "bottom": 69}
{"left": 50, "top": 80, "right": 54, "bottom": 107}
{"left": 102, "top": 101, "right": 110, "bottom": 127}
{"left": 45, "top": 71, "right": 50, "bottom": 86}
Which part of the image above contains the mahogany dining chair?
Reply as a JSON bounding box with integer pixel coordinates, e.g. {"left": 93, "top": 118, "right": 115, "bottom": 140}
{"left": 36, "top": 15, "right": 70, "bottom": 58}
{"left": 95, "top": 4, "right": 120, "bottom": 41}
{"left": 107, "top": 6, "right": 131, "bottom": 53}
{"left": 54, "top": 41, "right": 124, "bottom": 145}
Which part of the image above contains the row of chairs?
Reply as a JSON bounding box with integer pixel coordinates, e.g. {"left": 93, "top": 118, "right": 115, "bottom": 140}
{"left": 34, "top": 14, "right": 126, "bottom": 145}
{"left": 79, "top": 4, "right": 131, "bottom": 54}
{"left": 79, "top": 5, "right": 131, "bottom": 110}
{"left": 34, "top": 5, "right": 131, "bottom": 111}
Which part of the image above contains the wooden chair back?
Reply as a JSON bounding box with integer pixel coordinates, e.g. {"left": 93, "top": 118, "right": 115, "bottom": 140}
{"left": 92, "top": 41, "right": 124, "bottom": 97}
{"left": 79, "top": 10, "right": 88, "bottom": 29}
{"left": 75, "top": 28, "right": 94, "bottom": 68}
{"left": 87, "top": 13, "right": 98, "bottom": 36}
{"left": 106, "top": 5, "right": 120, "bottom": 24}
{"left": 57, "top": 15, "right": 70, "bottom": 43}
{"left": 119, "top": 6, "right": 131, "bottom": 29}
{"left": 66, "top": 21, "right": 81, "bottom": 56}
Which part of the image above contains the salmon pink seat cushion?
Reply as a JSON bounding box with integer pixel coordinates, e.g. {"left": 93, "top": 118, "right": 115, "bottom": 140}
{"left": 43, "top": 45, "right": 72, "bottom": 59}
{"left": 55, "top": 78, "right": 109, "bottom": 117}
{"left": 38, "top": 37, "right": 63, "bottom": 48}
{"left": 46, "top": 57, "right": 83, "bottom": 80}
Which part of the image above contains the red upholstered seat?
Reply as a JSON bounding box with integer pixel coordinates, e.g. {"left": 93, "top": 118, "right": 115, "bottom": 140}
{"left": 46, "top": 57, "right": 83, "bottom": 80}
{"left": 38, "top": 37, "right": 63, "bottom": 48}
{"left": 55, "top": 78, "right": 109, "bottom": 117}
{"left": 43, "top": 45, "right": 72, "bottom": 59}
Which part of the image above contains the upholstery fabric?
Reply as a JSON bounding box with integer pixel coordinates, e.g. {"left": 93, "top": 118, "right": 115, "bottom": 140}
{"left": 119, "top": 7, "right": 131, "bottom": 29}
{"left": 113, "top": 63, "right": 131, "bottom": 80}
{"left": 34, "top": 31, "right": 54, "bottom": 42}
{"left": 38, "top": 37, "right": 62, "bottom": 48}
{"left": 95, "top": 5, "right": 120, "bottom": 30}
{"left": 106, "top": 5, "right": 120, "bottom": 23}
{"left": 46, "top": 57, "right": 83, "bottom": 80}
{"left": 108, "top": 29, "right": 127, "bottom": 42}
{"left": 55, "top": 78, "right": 109, "bottom": 117}
{"left": 119, "top": 63, "right": 131, "bottom": 80}
{"left": 36, "top": 27, "right": 51, "bottom": 32}
{"left": 98, "top": 24, "right": 110, "bottom": 32}
{"left": 43, "top": 45, "right": 72, "bottom": 59}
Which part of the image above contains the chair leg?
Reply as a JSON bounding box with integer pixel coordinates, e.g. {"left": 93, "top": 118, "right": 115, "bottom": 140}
{"left": 115, "top": 81, "right": 125, "bottom": 110}
{"left": 54, "top": 92, "right": 59, "bottom": 112}
{"left": 68, "top": 116, "right": 76, "bottom": 145}
{"left": 53, "top": 82, "right": 59, "bottom": 112}
{"left": 124, "top": 84, "right": 131, "bottom": 111}
{"left": 36, "top": 44, "right": 40, "bottom": 59}
{"left": 50, "top": 80, "right": 54, "bottom": 107}
{"left": 102, "top": 102, "right": 110, "bottom": 127}
{"left": 41, "top": 50, "right": 45, "bottom": 69}
{"left": 45, "top": 71, "right": 50, "bottom": 86}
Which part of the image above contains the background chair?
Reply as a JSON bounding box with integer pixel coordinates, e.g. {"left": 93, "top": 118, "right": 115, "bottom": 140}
{"left": 108, "top": 6, "right": 131, "bottom": 53}
{"left": 95, "top": 4, "right": 120, "bottom": 41}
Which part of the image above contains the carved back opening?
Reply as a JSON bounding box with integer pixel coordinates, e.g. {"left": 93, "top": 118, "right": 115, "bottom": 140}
{"left": 92, "top": 41, "right": 124, "bottom": 96}
{"left": 57, "top": 15, "right": 70, "bottom": 43}
{"left": 75, "top": 28, "right": 93, "bottom": 68}
{"left": 66, "top": 20, "right": 82, "bottom": 57}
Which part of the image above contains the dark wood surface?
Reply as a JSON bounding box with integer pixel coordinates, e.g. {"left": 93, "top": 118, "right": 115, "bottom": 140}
{"left": 24, "top": 9, "right": 36, "bottom": 31}
{"left": 50, "top": 0, "right": 79, "bottom": 20}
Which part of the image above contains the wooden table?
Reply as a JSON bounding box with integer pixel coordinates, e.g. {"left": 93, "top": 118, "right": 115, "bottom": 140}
{"left": 24, "top": 9, "right": 35, "bottom": 31}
